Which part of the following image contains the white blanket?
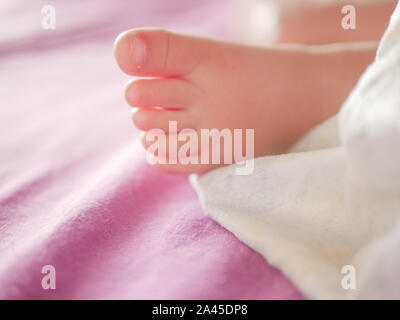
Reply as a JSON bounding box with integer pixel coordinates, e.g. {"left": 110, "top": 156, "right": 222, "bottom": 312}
{"left": 190, "top": 2, "right": 400, "bottom": 299}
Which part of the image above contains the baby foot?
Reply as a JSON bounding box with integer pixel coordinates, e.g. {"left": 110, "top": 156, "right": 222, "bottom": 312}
{"left": 114, "top": 28, "right": 372, "bottom": 174}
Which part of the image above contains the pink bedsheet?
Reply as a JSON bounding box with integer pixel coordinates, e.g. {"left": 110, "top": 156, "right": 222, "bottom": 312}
{"left": 0, "top": 0, "right": 303, "bottom": 299}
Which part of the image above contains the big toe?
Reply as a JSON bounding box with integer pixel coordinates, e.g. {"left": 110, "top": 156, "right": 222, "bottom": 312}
{"left": 114, "top": 28, "right": 204, "bottom": 77}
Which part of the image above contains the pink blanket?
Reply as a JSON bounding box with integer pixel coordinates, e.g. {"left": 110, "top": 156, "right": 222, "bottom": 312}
{"left": 0, "top": 0, "right": 303, "bottom": 299}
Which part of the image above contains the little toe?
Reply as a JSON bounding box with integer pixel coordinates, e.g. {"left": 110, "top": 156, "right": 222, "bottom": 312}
{"left": 140, "top": 131, "right": 221, "bottom": 175}
{"left": 132, "top": 108, "right": 194, "bottom": 132}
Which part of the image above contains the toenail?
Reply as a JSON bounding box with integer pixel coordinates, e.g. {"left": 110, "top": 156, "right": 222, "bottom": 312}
{"left": 131, "top": 36, "right": 146, "bottom": 69}
{"left": 131, "top": 108, "right": 144, "bottom": 126}
{"left": 126, "top": 84, "right": 140, "bottom": 105}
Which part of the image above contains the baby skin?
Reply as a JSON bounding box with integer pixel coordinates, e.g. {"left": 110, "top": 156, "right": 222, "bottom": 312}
{"left": 114, "top": 29, "right": 376, "bottom": 174}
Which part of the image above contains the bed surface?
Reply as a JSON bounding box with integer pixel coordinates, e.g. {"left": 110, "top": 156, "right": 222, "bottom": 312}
{"left": 0, "top": 0, "right": 302, "bottom": 299}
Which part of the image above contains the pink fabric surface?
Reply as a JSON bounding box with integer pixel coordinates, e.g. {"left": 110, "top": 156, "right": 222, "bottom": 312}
{"left": 0, "top": 0, "right": 303, "bottom": 299}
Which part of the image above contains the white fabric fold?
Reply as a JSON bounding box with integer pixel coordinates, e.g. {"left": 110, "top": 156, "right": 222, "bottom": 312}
{"left": 190, "top": 1, "right": 400, "bottom": 299}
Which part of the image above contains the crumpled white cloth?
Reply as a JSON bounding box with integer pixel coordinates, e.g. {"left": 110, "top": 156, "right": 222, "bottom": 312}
{"left": 190, "top": 2, "right": 400, "bottom": 299}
